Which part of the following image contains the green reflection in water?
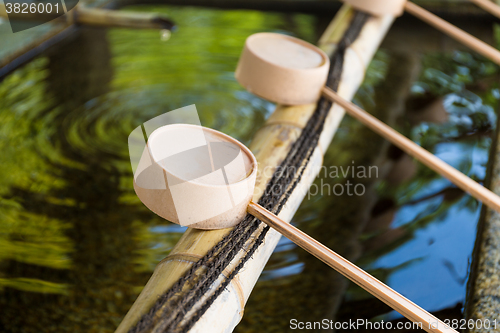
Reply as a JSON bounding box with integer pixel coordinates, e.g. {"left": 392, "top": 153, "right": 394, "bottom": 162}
{"left": 2, "top": 4, "right": 498, "bottom": 332}
{"left": 0, "top": 5, "right": 318, "bottom": 332}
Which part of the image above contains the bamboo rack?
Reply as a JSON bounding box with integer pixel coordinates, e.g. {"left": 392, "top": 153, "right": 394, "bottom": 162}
{"left": 116, "top": 5, "right": 395, "bottom": 333}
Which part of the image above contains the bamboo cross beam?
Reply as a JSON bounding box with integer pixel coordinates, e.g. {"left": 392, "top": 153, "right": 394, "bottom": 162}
{"left": 321, "top": 86, "right": 500, "bottom": 214}
{"left": 469, "top": 0, "right": 500, "bottom": 19}
{"left": 405, "top": 1, "right": 500, "bottom": 65}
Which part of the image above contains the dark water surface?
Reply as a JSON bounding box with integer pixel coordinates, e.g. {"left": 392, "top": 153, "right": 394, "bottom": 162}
{"left": 0, "top": 5, "right": 498, "bottom": 333}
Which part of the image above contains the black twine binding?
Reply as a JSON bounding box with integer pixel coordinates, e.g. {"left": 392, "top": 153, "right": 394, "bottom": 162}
{"left": 128, "top": 11, "right": 370, "bottom": 333}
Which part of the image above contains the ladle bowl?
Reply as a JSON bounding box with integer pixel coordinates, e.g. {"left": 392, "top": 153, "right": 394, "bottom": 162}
{"left": 235, "top": 32, "right": 330, "bottom": 105}
{"left": 133, "top": 124, "right": 257, "bottom": 229}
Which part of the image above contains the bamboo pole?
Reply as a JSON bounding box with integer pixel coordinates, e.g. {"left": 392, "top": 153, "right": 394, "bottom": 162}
{"left": 0, "top": 5, "right": 176, "bottom": 30}
{"left": 405, "top": 1, "right": 500, "bottom": 65}
{"left": 321, "top": 87, "right": 500, "bottom": 214}
{"left": 469, "top": 0, "right": 500, "bottom": 19}
{"left": 116, "top": 6, "right": 395, "bottom": 333}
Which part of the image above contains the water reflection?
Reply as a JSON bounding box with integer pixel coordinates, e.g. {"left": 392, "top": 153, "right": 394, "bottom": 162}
{"left": 352, "top": 51, "right": 498, "bottom": 319}
{"left": 238, "top": 46, "right": 498, "bottom": 331}
{"left": 0, "top": 6, "right": 319, "bottom": 332}
{"left": 0, "top": 4, "right": 498, "bottom": 333}
{"left": 342, "top": 51, "right": 497, "bottom": 323}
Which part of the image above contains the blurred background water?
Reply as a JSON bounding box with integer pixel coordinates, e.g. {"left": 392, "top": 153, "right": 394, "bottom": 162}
{"left": 0, "top": 4, "right": 499, "bottom": 332}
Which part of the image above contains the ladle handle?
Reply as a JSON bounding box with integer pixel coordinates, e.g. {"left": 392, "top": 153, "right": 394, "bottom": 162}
{"left": 321, "top": 86, "right": 500, "bottom": 214}
{"left": 469, "top": 0, "right": 500, "bottom": 19}
{"left": 247, "top": 202, "right": 455, "bottom": 333}
{"left": 405, "top": 1, "right": 500, "bottom": 66}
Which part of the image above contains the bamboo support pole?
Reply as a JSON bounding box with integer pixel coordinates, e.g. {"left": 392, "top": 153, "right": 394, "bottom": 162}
{"left": 405, "top": 1, "right": 500, "bottom": 65}
{"left": 0, "top": 5, "right": 175, "bottom": 30}
{"left": 469, "top": 0, "right": 500, "bottom": 19}
{"left": 321, "top": 87, "right": 500, "bottom": 214}
{"left": 116, "top": 6, "right": 395, "bottom": 333}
